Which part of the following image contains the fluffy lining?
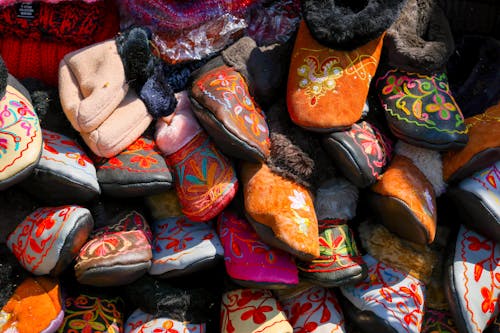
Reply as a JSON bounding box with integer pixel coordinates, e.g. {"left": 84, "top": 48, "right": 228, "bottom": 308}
{"left": 302, "top": 0, "right": 407, "bottom": 50}
{"left": 384, "top": 0, "right": 454, "bottom": 73}
{"left": 395, "top": 141, "right": 446, "bottom": 196}
{"left": 358, "top": 221, "right": 437, "bottom": 283}
{"left": 315, "top": 178, "right": 359, "bottom": 221}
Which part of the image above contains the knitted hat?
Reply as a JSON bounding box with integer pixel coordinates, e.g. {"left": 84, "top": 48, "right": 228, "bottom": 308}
{"left": 0, "top": 0, "right": 119, "bottom": 86}
{"left": 301, "top": 0, "right": 407, "bottom": 50}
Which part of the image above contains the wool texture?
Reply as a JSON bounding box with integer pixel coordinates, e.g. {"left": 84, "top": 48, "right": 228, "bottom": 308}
{"left": 384, "top": 0, "right": 455, "bottom": 73}
{"left": 0, "top": 245, "right": 28, "bottom": 308}
{"left": 140, "top": 64, "right": 177, "bottom": 118}
{"left": 301, "top": 0, "right": 407, "bottom": 50}
{"left": 395, "top": 141, "right": 446, "bottom": 196}
{"left": 315, "top": 178, "right": 359, "bottom": 221}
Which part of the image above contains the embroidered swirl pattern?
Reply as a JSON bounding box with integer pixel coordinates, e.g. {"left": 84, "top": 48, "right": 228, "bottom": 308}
{"left": 377, "top": 69, "right": 467, "bottom": 134}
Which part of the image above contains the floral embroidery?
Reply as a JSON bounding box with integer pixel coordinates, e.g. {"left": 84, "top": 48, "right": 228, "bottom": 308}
{"left": 125, "top": 309, "right": 205, "bottom": 333}
{"left": 377, "top": 69, "right": 467, "bottom": 134}
{"left": 288, "top": 189, "right": 313, "bottom": 235}
{"left": 166, "top": 132, "right": 237, "bottom": 220}
{"left": 460, "top": 162, "right": 500, "bottom": 212}
{"left": 94, "top": 137, "right": 170, "bottom": 173}
{"left": 297, "top": 50, "right": 377, "bottom": 106}
{"left": 0, "top": 86, "right": 41, "bottom": 174}
{"left": 195, "top": 66, "right": 270, "bottom": 154}
{"left": 299, "top": 223, "right": 364, "bottom": 274}
{"left": 342, "top": 255, "right": 425, "bottom": 333}
{"left": 217, "top": 211, "right": 298, "bottom": 285}
{"left": 281, "top": 287, "right": 345, "bottom": 333}
{"left": 58, "top": 295, "right": 123, "bottom": 333}
{"left": 455, "top": 226, "right": 500, "bottom": 332}
{"left": 221, "top": 289, "right": 290, "bottom": 333}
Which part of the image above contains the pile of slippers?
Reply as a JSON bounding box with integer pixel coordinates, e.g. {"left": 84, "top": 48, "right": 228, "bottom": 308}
{"left": 0, "top": 0, "right": 499, "bottom": 332}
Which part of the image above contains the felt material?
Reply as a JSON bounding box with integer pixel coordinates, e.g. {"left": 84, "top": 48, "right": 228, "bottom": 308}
{"left": 287, "top": 21, "right": 383, "bottom": 132}
{"left": 370, "top": 155, "right": 437, "bottom": 244}
{"left": 395, "top": 141, "right": 447, "bottom": 196}
{"left": 322, "top": 120, "right": 393, "bottom": 188}
{"left": 447, "top": 36, "right": 500, "bottom": 118}
{"left": 376, "top": 68, "right": 468, "bottom": 150}
{"left": 445, "top": 226, "right": 500, "bottom": 333}
{"left": 123, "top": 275, "right": 217, "bottom": 324}
{"left": 217, "top": 211, "right": 299, "bottom": 289}
{"left": 384, "top": 0, "right": 455, "bottom": 74}
{"left": 0, "top": 78, "right": 43, "bottom": 190}
{"left": 58, "top": 293, "right": 124, "bottom": 332}
{"left": 301, "top": 0, "right": 406, "bottom": 50}
{"left": 220, "top": 288, "right": 293, "bottom": 333}
{"left": 450, "top": 162, "right": 500, "bottom": 242}
{"left": 125, "top": 308, "right": 205, "bottom": 333}
{"left": 149, "top": 216, "right": 223, "bottom": 278}
{"left": 156, "top": 91, "right": 238, "bottom": 222}
{"left": 144, "top": 190, "right": 183, "bottom": 220}
{"left": 443, "top": 103, "right": 500, "bottom": 183}
{"left": 190, "top": 63, "right": 271, "bottom": 162}
{"left": 341, "top": 254, "right": 425, "bottom": 333}
{"left": 79, "top": 89, "right": 153, "bottom": 158}
{"left": 7, "top": 206, "right": 94, "bottom": 276}
{"left": 280, "top": 286, "right": 346, "bottom": 333}
{"left": 358, "top": 222, "right": 437, "bottom": 284}
{"left": 75, "top": 211, "right": 152, "bottom": 286}
{"left": 421, "top": 309, "right": 458, "bottom": 333}
{"left": 22, "top": 129, "right": 100, "bottom": 204}
{"left": 58, "top": 40, "right": 129, "bottom": 133}
{"left": 93, "top": 136, "right": 173, "bottom": 197}
{"left": 0, "top": 277, "right": 63, "bottom": 333}
{"left": 241, "top": 162, "right": 319, "bottom": 261}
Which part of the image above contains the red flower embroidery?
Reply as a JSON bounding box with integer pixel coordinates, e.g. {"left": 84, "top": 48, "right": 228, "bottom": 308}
{"left": 130, "top": 155, "right": 158, "bottom": 168}
{"left": 481, "top": 287, "right": 498, "bottom": 313}
{"left": 236, "top": 290, "right": 265, "bottom": 307}
{"left": 467, "top": 236, "right": 492, "bottom": 251}
{"left": 108, "top": 157, "right": 123, "bottom": 167}
{"left": 241, "top": 305, "right": 273, "bottom": 324}
{"left": 43, "top": 141, "right": 59, "bottom": 154}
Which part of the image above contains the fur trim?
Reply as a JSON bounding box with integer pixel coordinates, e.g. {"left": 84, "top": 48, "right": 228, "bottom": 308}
{"left": 140, "top": 63, "right": 177, "bottom": 118}
{"left": 384, "top": 0, "right": 454, "bottom": 73}
{"left": 0, "top": 55, "right": 6, "bottom": 99}
{"left": 222, "top": 36, "right": 256, "bottom": 85}
{"left": 315, "top": 178, "right": 358, "bottom": 221}
{"left": 0, "top": 245, "right": 28, "bottom": 308}
{"left": 395, "top": 141, "right": 446, "bottom": 196}
{"left": 358, "top": 222, "right": 437, "bottom": 283}
{"left": 302, "top": 0, "right": 407, "bottom": 50}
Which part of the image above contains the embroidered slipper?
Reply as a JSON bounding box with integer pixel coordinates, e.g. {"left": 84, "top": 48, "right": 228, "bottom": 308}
{"left": 369, "top": 142, "right": 447, "bottom": 244}
{"left": 75, "top": 210, "right": 153, "bottom": 286}
{"left": 287, "top": 21, "right": 384, "bottom": 132}
{"left": 58, "top": 293, "right": 125, "bottom": 333}
{"left": 443, "top": 102, "right": 500, "bottom": 183}
{"left": 447, "top": 36, "right": 500, "bottom": 119}
{"left": 421, "top": 309, "right": 458, "bottom": 333}
{"left": 7, "top": 206, "right": 94, "bottom": 276}
{"left": 376, "top": 0, "right": 468, "bottom": 151}
{"left": 322, "top": 120, "right": 393, "bottom": 188}
{"left": 241, "top": 161, "right": 319, "bottom": 261}
{"left": 297, "top": 178, "right": 367, "bottom": 287}
{"left": 20, "top": 129, "right": 100, "bottom": 204}
{"left": 217, "top": 210, "right": 298, "bottom": 289}
{"left": 125, "top": 308, "right": 205, "bottom": 333}
{"left": 190, "top": 36, "right": 279, "bottom": 162}
{"left": 0, "top": 276, "right": 63, "bottom": 333}
{"left": 279, "top": 286, "right": 346, "bottom": 333}
{"left": 220, "top": 288, "right": 293, "bottom": 333}
{"left": 144, "top": 190, "right": 183, "bottom": 220}
{"left": 155, "top": 91, "right": 238, "bottom": 222}
{"left": 93, "top": 136, "right": 173, "bottom": 197}
{"left": 448, "top": 161, "right": 500, "bottom": 242}
{"left": 340, "top": 253, "right": 426, "bottom": 333}
{"left": 123, "top": 275, "right": 217, "bottom": 324}
{"left": 59, "top": 39, "right": 152, "bottom": 158}
{"left": 444, "top": 225, "right": 500, "bottom": 333}
{"left": 0, "top": 64, "right": 43, "bottom": 190}
{"left": 149, "top": 216, "right": 224, "bottom": 278}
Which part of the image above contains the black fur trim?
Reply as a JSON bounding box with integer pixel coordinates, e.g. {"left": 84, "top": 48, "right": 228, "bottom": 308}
{"left": 384, "top": 0, "right": 455, "bottom": 73}
{"left": 0, "top": 245, "right": 29, "bottom": 309}
{"left": 302, "top": 0, "right": 407, "bottom": 50}
{"left": 0, "top": 55, "right": 7, "bottom": 99}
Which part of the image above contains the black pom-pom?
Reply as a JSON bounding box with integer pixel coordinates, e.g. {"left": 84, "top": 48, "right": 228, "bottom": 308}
{"left": 140, "top": 64, "right": 177, "bottom": 118}
{"left": 0, "top": 55, "right": 7, "bottom": 99}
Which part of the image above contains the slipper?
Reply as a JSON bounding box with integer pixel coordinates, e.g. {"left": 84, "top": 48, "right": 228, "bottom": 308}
{"left": 125, "top": 308, "right": 205, "bottom": 333}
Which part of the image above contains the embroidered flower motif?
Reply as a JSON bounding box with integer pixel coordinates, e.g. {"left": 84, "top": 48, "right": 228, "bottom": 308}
{"left": 293, "top": 212, "right": 311, "bottom": 235}
{"left": 130, "top": 155, "right": 158, "bottom": 168}
{"left": 289, "top": 189, "right": 310, "bottom": 212}
{"left": 480, "top": 287, "right": 498, "bottom": 314}
{"left": 241, "top": 305, "right": 273, "bottom": 324}
{"left": 425, "top": 94, "right": 456, "bottom": 120}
